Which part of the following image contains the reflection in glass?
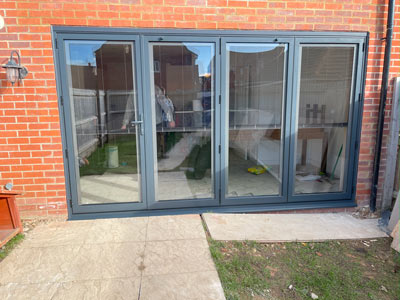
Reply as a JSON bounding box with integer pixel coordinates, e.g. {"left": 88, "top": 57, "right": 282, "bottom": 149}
{"left": 150, "top": 43, "right": 214, "bottom": 201}
{"left": 66, "top": 41, "right": 141, "bottom": 204}
{"left": 226, "top": 44, "right": 286, "bottom": 197}
{"left": 294, "top": 46, "right": 355, "bottom": 194}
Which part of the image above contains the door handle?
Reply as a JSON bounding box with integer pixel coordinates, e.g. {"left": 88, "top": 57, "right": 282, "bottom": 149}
{"left": 130, "top": 114, "right": 144, "bottom": 135}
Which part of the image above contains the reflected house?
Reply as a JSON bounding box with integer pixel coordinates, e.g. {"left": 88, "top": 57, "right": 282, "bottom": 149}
{"left": 152, "top": 45, "right": 208, "bottom": 130}
{"left": 151, "top": 43, "right": 215, "bottom": 201}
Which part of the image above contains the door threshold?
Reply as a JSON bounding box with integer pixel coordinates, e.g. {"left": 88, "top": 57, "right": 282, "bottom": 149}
{"left": 68, "top": 200, "right": 356, "bottom": 220}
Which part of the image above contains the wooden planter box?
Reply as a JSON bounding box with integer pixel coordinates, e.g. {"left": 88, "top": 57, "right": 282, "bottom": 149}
{"left": 0, "top": 191, "right": 23, "bottom": 248}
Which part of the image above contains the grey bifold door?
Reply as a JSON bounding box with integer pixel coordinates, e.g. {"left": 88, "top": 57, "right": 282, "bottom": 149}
{"left": 57, "top": 34, "right": 148, "bottom": 214}
{"left": 56, "top": 32, "right": 364, "bottom": 214}
{"left": 142, "top": 36, "right": 220, "bottom": 209}
{"left": 219, "top": 37, "right": 364, "bottom": 205}
{"left": 287, "top": 38, "right": 364, "bottom": 202}
{"left": 57, "top": 34, "right": 221, "bottom": 213}
{"left": 220, "top": 37, "right": 293, "bottom": 205}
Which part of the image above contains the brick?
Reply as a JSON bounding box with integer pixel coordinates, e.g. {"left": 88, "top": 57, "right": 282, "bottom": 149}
{"left": 269, "top": 2, "right": 285, "bottom": 8}
{"left": 86, "top": 3, "right": 108, "bottom": 11}
{"left": 98, "top": 11, "right": 119, "bottom": 18}
{"left": 153, "top": 20, "right": 175, "bottom": 28}
{"left": 152, "top": 6, "right": 174, "bottom": 13}
{"left": 207, "top": 0, "right": 227, "bottom": 6}
{"left": 6, "top": 10, "right": 28, "bottom": 17}
{"left": 248, "top": 1, "right": 267, "bottom": 8}
{"left": 0, "top": 1, "right": 16, "bottom": 9}
{"left": 287, "top": 2, "right": 305, "bottom": 9}
{"left": 198, "top": 21, "right": 217, "bottom": 29}
{"left": 17, "top": 2, "right": 39, "bottom": 9}
{"left": 228, "top": 1, "right": 248, "bottom": 7}
{"left": 174, "top": 7, "right": 195, "bottom": 14}
{"left": 187, "top": 0, "right": 206, "bottom": 5}
{"left": 63, "top": 3, "right": 85, "bottom": 10}
{"left": 75, "top": 11, "right": 97, "bottom": 18}
{"left": 110, "top": 19, "right": 131, "bottom": 26}
{"left": 52, "top": 10, "right": 74, "bottom": 18}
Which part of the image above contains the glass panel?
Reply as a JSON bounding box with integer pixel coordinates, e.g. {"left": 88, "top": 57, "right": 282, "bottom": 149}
{"left": 65, "top": 41, "right": 141, "bottom": 204}
{"left": 226, "top": 43, "right": 286, "bottom": 197}
{"left": 294, "top": 46, "right": 355, "bottom": 194}
{"left": 150, "top": 42, "right": 214, "bottom": 201}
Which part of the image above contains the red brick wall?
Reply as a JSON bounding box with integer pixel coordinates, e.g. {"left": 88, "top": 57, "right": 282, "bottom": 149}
{"left": 0, "top": 0, "right": 399, "bottom": 218}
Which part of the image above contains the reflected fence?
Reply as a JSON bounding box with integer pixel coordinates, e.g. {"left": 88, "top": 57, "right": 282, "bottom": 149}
{"left": 72, "top": 88, "right": 135, "bottom": 158}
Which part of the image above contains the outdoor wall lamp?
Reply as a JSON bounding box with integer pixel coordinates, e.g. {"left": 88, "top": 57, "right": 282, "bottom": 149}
{"left": 1, "top": 50, "right": 28, "bottom": 85}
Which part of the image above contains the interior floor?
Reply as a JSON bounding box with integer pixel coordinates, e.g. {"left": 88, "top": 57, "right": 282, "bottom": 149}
{"left": 79, "top": 158, "right": 341, "bottom": 205}
{"left": 227, "top": 149, "right": 280, "bottom": 197}
{"left": 295, "top": 164, "right": 341, "bottom": 194}
{"left": 80, "top": 174, "right": 140, "bottom": 205}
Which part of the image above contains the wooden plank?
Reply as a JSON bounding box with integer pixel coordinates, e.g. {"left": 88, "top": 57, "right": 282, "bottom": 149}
{"left": 0, "top": 198, "right": 13, "bottom": 230}
{"left": 7, "top": 195, "right": 22, "bottom": 232}
{"left": 382, "top": 77, "right": 400, "bottom": 211}
{"left": 0, "top": 228, "right": 19, "bottom": 248}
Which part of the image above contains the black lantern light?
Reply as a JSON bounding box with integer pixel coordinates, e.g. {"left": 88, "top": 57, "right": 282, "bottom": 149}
{"left": 1, "top": 50, "right": 28, "bottom": 85}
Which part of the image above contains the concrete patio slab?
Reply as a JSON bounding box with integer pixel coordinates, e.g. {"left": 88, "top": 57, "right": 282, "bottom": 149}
{"left": 146, "top": 214, "right": 206, "bottom": 241}
{"left": 140, "top": 271, "right": 226, "bottom": 300}
{"left": 0, "top": 242, "right": 145, "bottom": 285}
{"left": 143, "top": 239, "right": 215, "bottom": 276}
{"left": 0, "top": 277, "right": 141, "bottom": 300}
{"left": 203, "top": 213, "right": 388, "bottom": 242}
{"left": 0, "top": 215, "right": 225, "bottom": 300}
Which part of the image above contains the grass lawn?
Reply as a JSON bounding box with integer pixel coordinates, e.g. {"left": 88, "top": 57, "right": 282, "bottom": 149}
{"left": 208, "top": 238, "right": 400, "bottom": 300}
{"left": 79, "top": 134, "right": 138, "bottom": 176}
{"left": 79, "top": 132, "right": 186, "bottom": 176}
{"left": 0, "top": 234, "right": 24, "bottom": 263}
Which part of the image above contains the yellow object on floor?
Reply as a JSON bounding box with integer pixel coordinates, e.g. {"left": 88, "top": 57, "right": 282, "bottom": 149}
{"left": 247, "top": 166, "right": 267, "bottom": 175}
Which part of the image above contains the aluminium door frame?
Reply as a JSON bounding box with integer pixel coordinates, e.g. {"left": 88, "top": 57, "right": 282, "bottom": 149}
{"left": 52, "top": 26, "right": 368, "bottom": 218}
{"left": 287, "top": 37, "right": 366, "bottom": 202}
{"left": 55, "top": 32, "right": 148, "bottom": 214}
{"left": 220, "top": 36, "right": 294, "bottom": 206}
{"left": 141, "top": 35, "right": 221, "bottom": 210}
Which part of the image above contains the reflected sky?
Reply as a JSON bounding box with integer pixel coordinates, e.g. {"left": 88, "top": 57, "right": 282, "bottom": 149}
{"left": 67, "top": 41, "right": 104, "bottom": 66}
{"left": 66, "top": 41, "right": 214, "bottom": 76}
{"left": 185, "top": 44, "right": 214, "bottom": 76}
{"left": 227, "top": 43, "right": 283, "bottom": 54}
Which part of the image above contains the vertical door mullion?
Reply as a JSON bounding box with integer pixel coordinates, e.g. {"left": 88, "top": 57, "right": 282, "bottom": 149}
{"left": 141, "top": 35, "right": 156, "bottom": 209}
{"left": 287, "top": 38, "right": 301, "bottom": 201}
{"left": 282, "top": 38, "right": 295, "bottom": 201}
{"left": 57, "top": 34, "right": 81, "bottom": 214}
{"left": 215, "top": 37, "right": 222, "bottom": 205}
{"left": 346, "top": 42, "right": 364, "bottom": 197}
{"left": 220, "top": 38, "right": 228, "bottom": 204}
{"left": 56, "top": 34, "right": 76, "bottom": 215}
{"left": 134, "top": 35, "right": 148, "bottom": 209}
